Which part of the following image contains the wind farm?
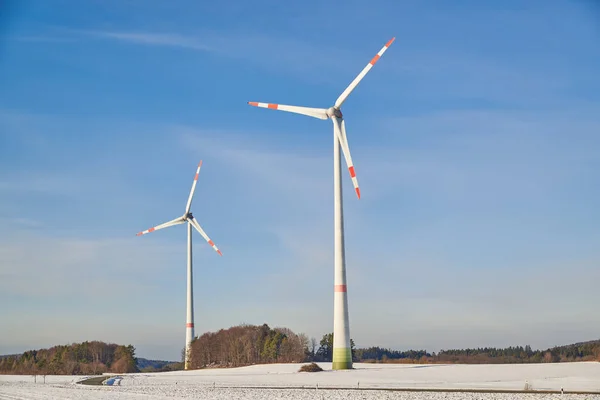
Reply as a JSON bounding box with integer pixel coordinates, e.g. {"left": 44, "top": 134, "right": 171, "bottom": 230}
{"left": 2, "top": 1, "right": 600, "bottom": 400}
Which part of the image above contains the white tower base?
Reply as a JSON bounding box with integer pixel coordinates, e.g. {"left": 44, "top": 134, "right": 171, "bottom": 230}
{"left": 184, "top": 222, "right": 194, "bottom": 369}
{"left": 332, "top": 129, "right": 352, "bottom": 370}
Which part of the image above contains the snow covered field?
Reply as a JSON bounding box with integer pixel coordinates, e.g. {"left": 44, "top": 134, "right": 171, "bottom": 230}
{"left": 1, "top": 362, "right": 599, "bottom": 399}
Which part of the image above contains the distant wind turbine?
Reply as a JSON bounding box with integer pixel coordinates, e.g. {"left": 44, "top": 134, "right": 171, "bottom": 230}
{"left": 136, "top": 161, "right": 222, "bottom": 370}
{"left": 248, "top": 38, "right": 395, "bottom": 370}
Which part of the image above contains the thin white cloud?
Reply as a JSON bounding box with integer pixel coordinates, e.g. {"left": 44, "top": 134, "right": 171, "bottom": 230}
{"left": 364, "top": 107, "right": 600, "bottom": 201}
{"left": 0, "top": 233, "right": 180, "bottom": 299}
{"left": 0, "top": 172, "right": 85, "bottom": 196}
{"left": 12, "top": 36, "right": 77, "bottom": 43}
{"left": 0, "top": 109, "right": 51, "bottom": 148}
{"left": 58, "top": 28, "right": 363, "bottom": 84}
{"left": 176, "top": 126, "right": 331, "bottom": 202}
{"left": 348, "top": 248, "right": 600, "bottom": 351}
{"left": 0, "top": 217, "right": 42, "bottom": 228}
{"left": 0, "top": 229, "right": 189, "bottom": 357}
{"left": 45, "top": 24, "right": 584, "bottom": 107}
{"left": 79, "top": 30, "right": 212, "bottom": 52}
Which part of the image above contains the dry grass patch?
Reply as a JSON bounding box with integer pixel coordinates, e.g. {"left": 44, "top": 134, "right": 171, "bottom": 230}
{"left": 298, "top": 362, "right": 323, "bottom": 372}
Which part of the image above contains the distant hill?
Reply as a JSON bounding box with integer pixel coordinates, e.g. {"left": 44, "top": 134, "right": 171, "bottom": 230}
{"left": 431, "top": 338, "right": 600, "bottom": 364}
{"left": 136, "top": 357, "right": 181, "bottom": 372}
{"left": 2, "top": 335, "right": 598, "bottom": 375}
{"left": 555, "top": 339, "right": 600, "bottom": 349}
{"left": 0, "top": 341, "right": 138, "bottom": 375}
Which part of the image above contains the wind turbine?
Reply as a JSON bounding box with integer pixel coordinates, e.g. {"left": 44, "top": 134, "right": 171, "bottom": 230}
{"left": 136, "top": 161, "right": 222, "bottom": 370}
{"left": 248, "top": 37, "right": 395, "bottom": 370}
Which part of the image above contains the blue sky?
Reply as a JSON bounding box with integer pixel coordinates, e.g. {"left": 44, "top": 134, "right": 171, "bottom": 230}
{"left": 1, "top": 0, "right": 599, "bottom": 361}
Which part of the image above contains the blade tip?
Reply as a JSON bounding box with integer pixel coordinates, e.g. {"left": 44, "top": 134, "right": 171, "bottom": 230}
{"left": 136, "top": 232, "right": 143, "bottom": 236}
{"left": 356, "top": 188, "right": 361, "bottom": 199}
{"left": 198, "top": 160, "right": 203, "bottom": 167}
{"left": 248, "top": 102, "right": 258, "bottom": 107}
{"left": 386, "top": 37, "right": 396, "bottom": 47}
{"left": 217, "top": 250, "right": 223, "bottom": 256}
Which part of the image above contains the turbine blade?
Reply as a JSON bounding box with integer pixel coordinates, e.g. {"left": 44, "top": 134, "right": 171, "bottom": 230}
{"left": 334, "top": 37, "right": 395, "bottom": 108}
{"left": 247, "top": 102, "right": 328, "bottom": 120}
{"left": 136, "top": 216, "right": 185, "bottom": 236}
{"left": 189, "top": 217, "right": 222, "bottom": 256}
{"left": 333, "top": 117, "right": 360, "bottom": 199}
{"left": 185, "top": 161, "right": 203, "bottom": 214}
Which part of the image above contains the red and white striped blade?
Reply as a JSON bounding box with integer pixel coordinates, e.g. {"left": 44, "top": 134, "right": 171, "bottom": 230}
{"left": 185, "top": 161, "right": 203, "bottom": 214}
{"left": 334, "top": 37, "right": 395, "bottom": 109}
{"left": 333, "top": 117, "right": 360, "bottom": 199}
{"left": 189, "top": 217, "right": 222, "bottom": 256}
{"left": 247, "top": 102, "right": 328, "bottom": 120}
{"left": 340, "top": 119, "right": 360, "bottom": 199}
{"left": 136, "top": 216, "right": 185, "bottom": 236}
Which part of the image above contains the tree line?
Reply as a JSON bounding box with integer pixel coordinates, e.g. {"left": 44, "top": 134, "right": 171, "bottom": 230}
{"left": 2, "top": 327, "right": 598, "bottom": 375}
{"left": 188, "top": 323, "right": 308, "bottom": 368}
{"left": 188, "top": 324, "right": 600, "bottom": 369}
{"left": 0, "top": 341, "right": 138, "bottom": 375}
{"left": 433, "top": 341, "right": 600, "bottom": 364}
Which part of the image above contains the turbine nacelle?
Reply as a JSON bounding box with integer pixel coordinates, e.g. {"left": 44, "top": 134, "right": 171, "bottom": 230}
{"left": 327, "top": 107, "right": 343, "bottom": 119}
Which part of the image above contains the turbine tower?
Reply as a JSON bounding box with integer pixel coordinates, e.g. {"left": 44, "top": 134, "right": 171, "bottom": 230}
{"left": 136, "top": 161, "right": 222, "bottom": 369}
{"left": 248, "top": 38, "right": 394, "bottom": 370}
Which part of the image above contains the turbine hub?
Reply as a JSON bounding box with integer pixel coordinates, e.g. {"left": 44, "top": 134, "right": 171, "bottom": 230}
{"left": 184, "top": 212, "right": 193, "bottom": 220}
{"left": 327, "top": 107, "right": 343, "bottom": 118}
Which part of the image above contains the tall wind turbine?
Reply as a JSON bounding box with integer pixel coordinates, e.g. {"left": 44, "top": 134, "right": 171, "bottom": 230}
{"left": 248, "top": 38, "right": 395, "bottom": 370}
{"left": 136, "top": 161, "right": 222, "bottom": 370}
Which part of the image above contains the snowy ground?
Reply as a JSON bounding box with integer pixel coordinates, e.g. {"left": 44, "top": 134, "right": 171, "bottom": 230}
{"left": 1, "top": 362, "right": 599, "bottom": 399}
